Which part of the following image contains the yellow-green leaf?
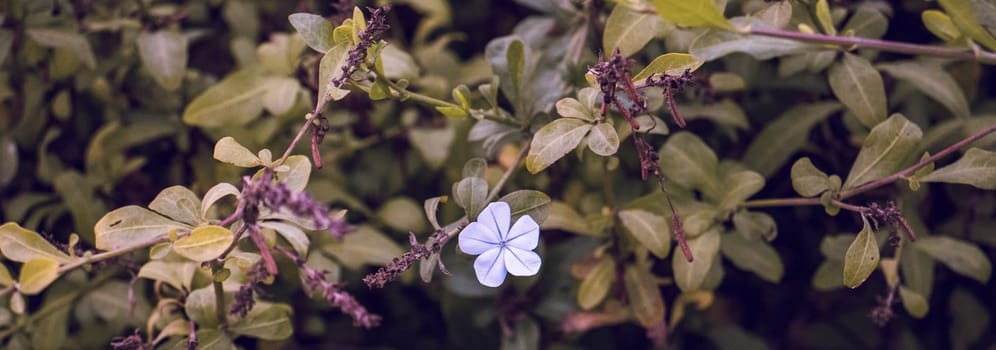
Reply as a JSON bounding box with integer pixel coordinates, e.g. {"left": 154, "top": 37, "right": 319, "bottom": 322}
{"left": 288, "top": 13, "right": 335, "bottom": 53}
{"left": 148, "top": 186, "right": 203, "bottom": 225}
{"left": 659, "top": 132, "right": 719, "bottom": 197}
{"left": 230, "top": 303, "right": 293, "bottom": 340}
{"left": 323, "top": 226, "right": 404, "bottom": 270}
{"left": 922, "top": 10, "right": 963, "bottom": 42}
{"left": 18, "top": 258, "right": 59, "bottom": 295}
{"left": 814, "top": 0, "right": 836, "bottom": 35}
{"left": 587, "top": 122, "right": 620, "bottom": 156}
{"left": 173, "top": 225, "right": 235, "bottom": 262}
{"left": 755, "top": 0, "right": 792, "bottom": 29}
{"left": 578, "top": 258, "right": 615, "bottom": 310}
{"left": 138, "top": 260, "right": 197, "bottom": 291}
{"left": 876, "top": 61, "right": 970, "bottom": 119}
{"left": 0, "top": 264, "right": 13, "bottom": 287}
{"left": 899, "top": 285, "right": 929, "bottom": 318}
{"left": 843, "top": 218, "right": 879, "bottom": 288}
{"left": 276, "top": 155, "right": 312, "bottom": 192}
{"left": 650, "top": 0, "right": 733, "bottom": 30}
{"left": 0, "top": 223, "right": 71, "bottom": 263}
{"left": 940, "top": 0, "right": 996, "bottom": 50}
{"left": 720, "top": 232, "right": 784, "bottom": 283}
{"left": 318, "top": 43, "right": 352, "bottom": 102}
{"left": 631, "top": 53, "right": 703, "bottom": 82}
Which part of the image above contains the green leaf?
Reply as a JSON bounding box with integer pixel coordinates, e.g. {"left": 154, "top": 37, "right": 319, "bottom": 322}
{"left": 828, "top": 53, "right": 887, "bottom": 128}
{"left": 587, "top": 123, "right": 620, "bottom": 156}
{"left": 923, "top": 10, "right": 963, "bottom": 42}
{"left": 137, "top": 260, "right": 197, "bottom": 291}
{"left": 193, "top": 329, "right": 234, "bottom": 350}
{"left": 289, "top": 13, "right": 334, "bottom": 53}
{"left": 812, "top": 260, "right": 844, "bottom": 291}
{"left": 323, "top": 226, "right": 404, "bottom": 270}
{"left": 843, "top": 114, "right": 923, "bottom": 189}
{"left": 790, "top": 157, "right": 832, "bottom": 197}
{"left": 95, "top": 206, "right": 189, "bottom": 250}
{"left": 183, "top": 69, "right": 270, "bottom": 128}
{"left": 732, "top": 210, "right": 777, "bottom": 241}
{"left": 899, "top": 286, "right": 929, "bottom": 318}
{"left": 659, "top": 132, "right": 719, "bottom": 196}
{"left": 318, "top": 43, "right": 352, "bottom": 103}
{"left": 721, "top": 232, "right": 784, "bottom": 283}
{"left": 376, "top": 197, "right": 429, "bottom": 234}
{"left": 843, "top": 7, "right": 889, "bottom": 39}
{"left": 454, "top": 177, "right": 488, "bottom": 219}
{"left": 0, "top": 135, "right": 16, "bottom": 190}
{"left": 53, "top": 171, "right": 106, "bottom": 240}
{"left": 409, "top": 127, "right": 456, "bottom": 169}
{"left": 673, "top": 228, "right": 721, "bottom": 292}
{"left": 717, "top": 170, "right": 765, "bottom": 211}
{"left": 276, "top": 155, "right": 312, "bottom": 192}
{"left": 18, "top": 258, "right": 59, "bottom": 295}
{"left": 632, "top": 53, "right": 703, "bottom": 82}
{"left": 498, "top": 190, "right": 552, "bottom": 224}
{"left": 526, "top": 118, "right": 593, "bottom": 174}
{"left": 754, "top": 0, "right": 792, "bottom": 29}
{"left": 650, "top": 0, "right": 733, "bottom": 30}
{"left": 230, "top": 303, "right": 293, "bottom": 340}
{"left": 463, "top": 158, "right": 488, "bottom": 179}
{"left": 0, "top": 223, "right": 71, "bottom": 263}
{"left": 876, "top": 61, "right": 971, "bottom": 119}
{"left": 914, "top": 236, "right": 991, "bottom": 283}
{"left": 618, "top": 209, "right": 671, "bottom": 258}
{"left": 920, "top": 148, "right": 996, "bottom": 189}
{"left": 213, "top": 136, "right": 261, "bottom": 167}
{"left": 201, "top": 183, "right": 240, "bottom": 217}
{"left": 541, "top": 202, "right": 602, "bottom": 237}
{"left": 949, "top": 288, "right": 990, "bottom": 350}
{"left": 820, "top": 234, "right": 856, "bottom": 260}
{"left": 173, "top": 225, "right": 235, "bottom": 262}
{"left": 185, "top": 286, "right": 224, "bottom": 327}
{"left": 604, "top": 5, "right": 664, "bottom": 57}
{"left": 843, "top": 218, "right": 879, "bottom": 288}
{"left": 690, "top": 27, "right": 822, "bottom": 62}
{"left": 500, "top": 318, "right": 540, "bottom": 350}
{"left": 25, "top": 29, "right": 96, "bottom": 69}
{"left": 424, "top": 196, "right": 446, "bottom": 230}
{"left": 624, "top": 265, "right": 666, "bottom": 327}
{"left": 555, "top": 89, "right": 598, "bottom": 122}
{"left": 675, "top": 99, "right": 749, "bottom": 129}
{"left": 149, "top": 186, "right": 202, "bottom": 226}
{"left": 940, "top": 0, "right": 996, "bottom": 50}
{"left": 259, "top": 221, "right": 310, "bottom": 257}
{"left": 578, "top": 258, "right": 615, "bottom": 310}
{"left": 743, "top": 102, "right": 842, "bottom": 177}
{"left": 136, "top": 30, "right": 188, "bottom": 91}
{"left": 261, "top": 77, "right": 301, "bottom": 115}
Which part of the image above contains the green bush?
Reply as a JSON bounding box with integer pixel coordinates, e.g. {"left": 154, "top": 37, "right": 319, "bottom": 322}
{"left": 0, "top": 0, "right": 994, "bottom": 348}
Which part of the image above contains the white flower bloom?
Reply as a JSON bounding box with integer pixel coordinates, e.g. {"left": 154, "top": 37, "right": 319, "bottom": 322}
{"left": 458, "top": 201, "right": 542, "bottom": 287}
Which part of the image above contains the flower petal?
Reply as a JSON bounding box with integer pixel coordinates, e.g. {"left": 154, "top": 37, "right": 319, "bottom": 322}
{"left": 504, "top": 246, "right": 541, "bottom": 277}
{"left": 474, "top": 248, "right": 508, "bottom": 287}
{"left": 459, "top": 222, "right": 500, "bottom": 255}
{"left": 477, "top": 202, "right": 511, "bottom": 240}
{"left": 505, "top": 214, "right": 539, "bottom": 250}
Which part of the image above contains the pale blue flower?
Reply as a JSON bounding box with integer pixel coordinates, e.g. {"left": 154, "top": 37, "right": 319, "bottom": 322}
{"left": 458, "top": 202, "right": 541, "bottom": 287}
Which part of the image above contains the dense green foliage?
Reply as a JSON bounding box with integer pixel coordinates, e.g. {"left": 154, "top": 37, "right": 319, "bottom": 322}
{"left": 1, "top": 0, "right": 996, "bottom": 349}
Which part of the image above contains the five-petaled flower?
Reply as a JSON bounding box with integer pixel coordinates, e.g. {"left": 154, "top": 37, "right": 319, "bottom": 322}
{"left": 458, "top": 202, "right": 542, "bottom": 287}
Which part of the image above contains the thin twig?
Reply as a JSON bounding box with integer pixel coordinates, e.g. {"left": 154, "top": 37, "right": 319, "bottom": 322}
{"left": 749, "top": 27, "right": 996, "bottom": 65}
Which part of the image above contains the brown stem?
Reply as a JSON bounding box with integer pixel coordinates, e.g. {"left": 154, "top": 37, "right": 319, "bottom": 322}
{"left": 749, "top": 27, "right": 996, "bottom": 65}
